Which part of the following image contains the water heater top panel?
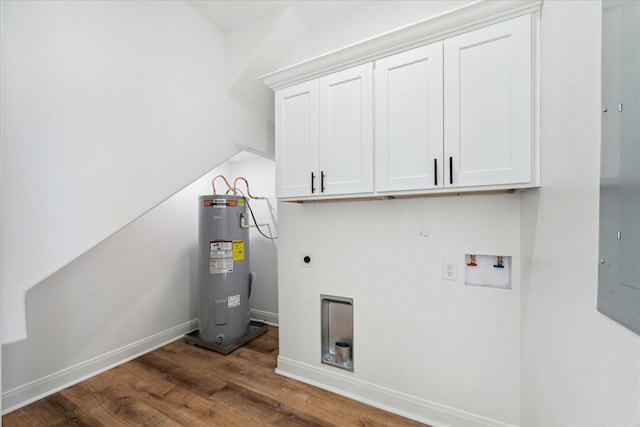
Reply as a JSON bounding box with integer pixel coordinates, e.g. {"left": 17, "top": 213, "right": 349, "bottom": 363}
{"left": 200, "top": 195, "right": 247, "bottom": 208}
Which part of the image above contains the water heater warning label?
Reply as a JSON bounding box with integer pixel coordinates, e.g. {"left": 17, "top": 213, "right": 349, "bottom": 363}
{"left": 228, "top": 294, "right": 240, "bottom": 308}
{"left": 210, "top": 241, "right": 233, "bottom": 273}
{"left": 232, "top": 240, "right": 245, "bottom": 261}
{"left": 209, "top": 240, "right": 244, "bottom": 273}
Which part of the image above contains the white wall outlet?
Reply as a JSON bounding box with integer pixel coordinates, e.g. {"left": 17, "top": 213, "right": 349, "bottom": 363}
{"left": 443, "top": 261, "right": 457, "bottom": 281}
{"left": 300, "top": 253, "right": 315, "bottom": 268}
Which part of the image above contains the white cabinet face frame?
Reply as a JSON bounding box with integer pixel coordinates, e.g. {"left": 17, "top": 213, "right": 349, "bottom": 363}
{"left": 444, "top": 14, "right": 533, "bottom": 188}
{"left": 275, "top": 80, "right": 319, "bottom": 198}
{"left": 319, "top": 63, "right": 374, "bottom": 195}
{"left": 375, "top": 42, "right": 444, "bottom": 192}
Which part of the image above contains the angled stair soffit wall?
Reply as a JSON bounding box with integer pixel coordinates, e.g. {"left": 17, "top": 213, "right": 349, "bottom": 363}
{"left": 260, "top": 0, "right": 543, "bottom": 90}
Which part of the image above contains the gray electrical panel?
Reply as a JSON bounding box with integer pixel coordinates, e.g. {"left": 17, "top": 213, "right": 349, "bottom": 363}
{"left": 598, "top": 0, "right": 640, "bottom": 335}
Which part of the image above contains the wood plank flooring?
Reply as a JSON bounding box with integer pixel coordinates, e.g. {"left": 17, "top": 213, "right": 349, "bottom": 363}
{"left": 3, "top": 326, "right": 428, "bottom": 426}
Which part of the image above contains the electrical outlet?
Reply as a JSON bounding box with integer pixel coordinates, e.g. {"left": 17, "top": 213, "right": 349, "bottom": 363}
{"left": 443, "top": 261, "right": 457, "bottom": 281}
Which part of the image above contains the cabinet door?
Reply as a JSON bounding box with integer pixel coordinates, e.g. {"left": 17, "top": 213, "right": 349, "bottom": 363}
{"left": 275, "top": 80, "right": 319, "bottom": 198}
{"left": 375, "top": 43, "right": 444, "bottom": 192}
{"left": 319, "top": 63, "right": 374, "bottom": 195}
{"left": 444, "top": 15, "right": 532, "bottom": 188}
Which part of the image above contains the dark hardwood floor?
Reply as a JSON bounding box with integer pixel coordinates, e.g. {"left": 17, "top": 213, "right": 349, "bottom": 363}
{"left": 3, "top": 326, "right": 427, "bottom": 426}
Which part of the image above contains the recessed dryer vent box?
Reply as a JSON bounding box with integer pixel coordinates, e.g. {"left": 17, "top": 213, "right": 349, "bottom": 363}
{"left": 320, "top": 295, "right": 353, "bottom": 372}
{"left": 465, "top": 254, "right": 512, "bottom": 289}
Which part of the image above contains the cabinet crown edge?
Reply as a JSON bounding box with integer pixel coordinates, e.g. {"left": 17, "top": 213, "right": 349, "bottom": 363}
{"left": 259, "top": 0, "right": 542, "bottom": 91}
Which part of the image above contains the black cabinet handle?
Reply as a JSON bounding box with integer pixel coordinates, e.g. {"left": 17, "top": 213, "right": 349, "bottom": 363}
{"left": 434, "top": 159, "right": 438, "bottom": 186}
{"left": 321, "top": 171, "right": 326, "bottom": 193}
{"left": 449, "top": 157, "right": 453, "bottom": 185}
{"left": 311, "top": 172, "right": 316, "bottom": 193}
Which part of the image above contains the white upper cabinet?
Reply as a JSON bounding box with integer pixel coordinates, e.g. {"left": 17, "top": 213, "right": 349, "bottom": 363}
{"left": 375, "top": 42, "right": 444, "bottom": 192}
{"left": 275, "top": 80, "right": 319, "bottom": 198}
{"left": 444, "top": 14, "right": 533, "bottom": 188}
{"left": 319, "top": 63, "right": 374, "bottom": 195}
{"left": 275, "top": 63, "right": 373, "bottom": 199}
{"left": 267, "top": 2, "right": 540, "bottom": 200}
{"left": 376, "top": 14, "right": 533, "bottom": 193}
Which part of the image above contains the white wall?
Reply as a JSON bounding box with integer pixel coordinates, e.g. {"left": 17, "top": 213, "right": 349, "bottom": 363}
{"left": 279, "top": 0, "right": 473, "bottom": 68}
{"left": 278, "top": 194, "right": 522, "bottom": 426}
{"left": 521, "top": 1, "right": 640, "bottom": 425}
{"left": 225, "top": 7, "right": 307, "bottom": 120}
{"left": 1, "top": 170, "right": 213, "bottom": 411}
{"left": 0, "top": 0, "right": 270, "bottom": 343}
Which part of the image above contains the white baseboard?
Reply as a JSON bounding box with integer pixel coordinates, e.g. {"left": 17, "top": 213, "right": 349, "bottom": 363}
{"left": 2, "top": 319, "right": 198, "bottom": 415}
{"left": 250, "top": 309, "right": 278, "bottom": 326}
{"left": 276, "top": 356, "right": 515, "bottom": 427}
